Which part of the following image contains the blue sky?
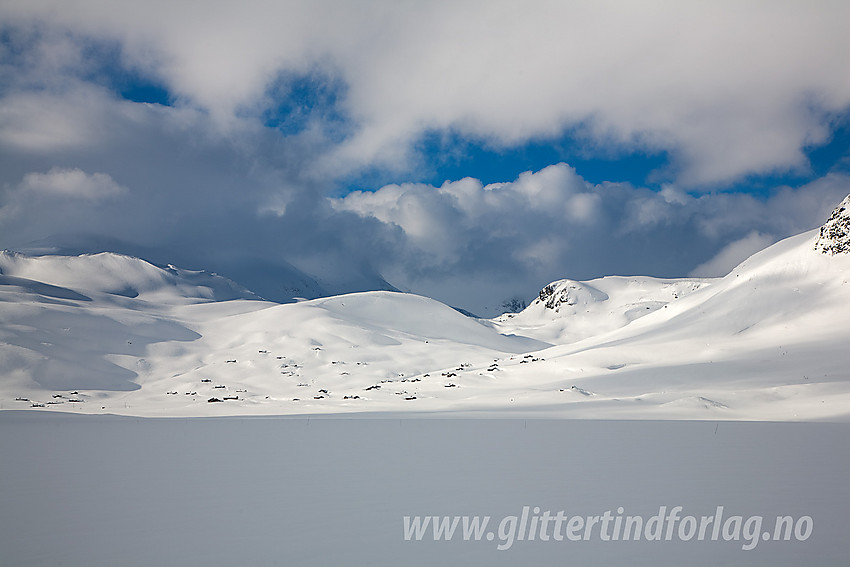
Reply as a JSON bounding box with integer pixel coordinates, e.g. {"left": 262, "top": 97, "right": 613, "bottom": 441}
{"left": 1, "top": 1, "right": 850, "bottom": 314}
{"left": 418, "top": 124, "right": 850, "bottom": 194}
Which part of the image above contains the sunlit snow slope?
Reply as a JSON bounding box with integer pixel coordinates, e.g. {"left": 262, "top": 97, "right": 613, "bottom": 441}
{"left": 2, "top": 196, "right": 849, "bottom": 420}
{"left": 489, "top": 228, "right": 850, "bottom": 420}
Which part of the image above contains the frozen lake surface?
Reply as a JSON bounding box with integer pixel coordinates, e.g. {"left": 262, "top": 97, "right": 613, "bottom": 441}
{"left": 1, "top": 411, "right": 847, "bottom": 566}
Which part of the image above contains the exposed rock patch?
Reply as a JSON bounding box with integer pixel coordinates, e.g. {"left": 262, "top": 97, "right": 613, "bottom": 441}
{"left": 815, "top": 194, "right": 850, "bottom": 255}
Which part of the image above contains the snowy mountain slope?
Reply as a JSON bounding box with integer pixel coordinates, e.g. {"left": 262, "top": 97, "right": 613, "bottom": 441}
{"left": 468, "top": 227, "right": 850, "bottom": 419}
{"left": 0, "top": 294, "right": 200, "bottom": 392}
{"left": 0, "top": 252, "right": 255, "bottom": 393}
{"left": 0, "top": 254, "right": 549, "bottom": 414}
{"left": 0, "top": 251, "right": 259, "bottom": 303}
{"left": 2, "top": 196, "right": 850, "bottom": 419}
{"left": 16, "top": 234, "right": 329, "bottom": 303}
{"left": 490, "top": 276, "right": 711, "bottom": 344}
{"left": 121, "top": 292, "right": 550, "bottom": 415}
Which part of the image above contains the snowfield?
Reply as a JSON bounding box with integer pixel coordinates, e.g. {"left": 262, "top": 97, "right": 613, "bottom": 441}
{"left": 1, "top": 413, "right": 847, "bottom": 567}
{"left": 2, "top": 198, "right": 850, "bottom": 566}
{"left": 1, "top": 211, "right": 849, "bottom": 420}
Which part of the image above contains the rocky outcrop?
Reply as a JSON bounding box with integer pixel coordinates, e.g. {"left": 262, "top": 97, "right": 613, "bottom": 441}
{"left": 815, "top": 194, "right": 850, "bottom": 255}
{"left": 536, "top": 279, "right": 609, "bottom": 311}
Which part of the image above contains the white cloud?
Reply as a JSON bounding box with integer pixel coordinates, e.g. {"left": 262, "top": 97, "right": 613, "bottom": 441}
{"left": 19, "top": 168, "right": 128, "bottom": 200}
{"left": 1, "top": 1, "right": 849, "bottom": 314}
{"left": 334, "top": 166, "right": 850, "bottom": 313}
{"left": 689, "top": 231, "right": 776, "bottom": 277}
{"left": 0, "top": 91, "right": 98, "bottom": 151}
{"left": 332, "top": 164, "right": 590, "bottom": 269}
{"left": 1, "top": 1, "right": 849, "bottom": 185}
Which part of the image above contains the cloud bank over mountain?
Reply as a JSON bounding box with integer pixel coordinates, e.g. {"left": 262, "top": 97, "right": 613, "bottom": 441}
{"left": 1, "top": 1, "right": 849, "bottom": 312}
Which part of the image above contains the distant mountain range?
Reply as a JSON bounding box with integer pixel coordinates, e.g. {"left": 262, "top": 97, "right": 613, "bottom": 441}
{"left": 2, "top": 194, "right": 849, "bottom": 420}
{"left": 14, "top": 233, "right": 397, "bottom": 303}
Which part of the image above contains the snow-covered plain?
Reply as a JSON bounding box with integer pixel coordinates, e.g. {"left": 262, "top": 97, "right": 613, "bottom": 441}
{"left": 2, "top": 198, "right": 850, "bottom": 566}
{"left": 1, "top": 413, "right": 847, "bottom": 567}
{"left": 1, "top": 204, "right": 849, "bottom": 420}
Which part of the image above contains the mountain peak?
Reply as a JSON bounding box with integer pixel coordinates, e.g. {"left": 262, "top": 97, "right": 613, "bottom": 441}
{"left": 815, "top": 193, "right": 850, "bottom": 255}
{"left": 536, "top": 279, "right": 609, "bottom": 311}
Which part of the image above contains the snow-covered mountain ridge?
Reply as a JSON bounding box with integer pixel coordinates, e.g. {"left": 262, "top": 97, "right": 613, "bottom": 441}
{"left": 0, "top": 251, "right": 259, "bottom": 303}
{"left": 2, "top": 196, "right": 850, "bottom": 420}
{"left": 491, "top": 276, "right": 710, "bottom": 344}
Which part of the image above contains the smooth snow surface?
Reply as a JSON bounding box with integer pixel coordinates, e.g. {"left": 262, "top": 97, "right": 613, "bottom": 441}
{"left": 3, "top": 211, "right": 849, "bottom": 567}
{"left": 1, "top": 223, "right": 849, "bottom": 420}
{"left": 1, "top": 413, "right": 847, "bottom": 567}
